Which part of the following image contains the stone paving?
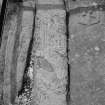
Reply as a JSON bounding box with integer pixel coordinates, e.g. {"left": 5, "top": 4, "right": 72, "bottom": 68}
{"left": 0, "top": 0, "right": 105, "bottom": 105}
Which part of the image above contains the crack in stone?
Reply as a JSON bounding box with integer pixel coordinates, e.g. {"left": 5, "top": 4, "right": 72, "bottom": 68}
{"left": 63, "top": 0, "right": 71, "bottom": 104}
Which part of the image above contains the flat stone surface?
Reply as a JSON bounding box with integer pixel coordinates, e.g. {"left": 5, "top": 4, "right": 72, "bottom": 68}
{"left": 31, "top": 9, "right": 67, "bottom": 105}
{"left": 69, "top": 4, "right": 105, "bottom": 105}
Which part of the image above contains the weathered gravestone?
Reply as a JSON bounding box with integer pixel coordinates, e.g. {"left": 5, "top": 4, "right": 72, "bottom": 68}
{"left": 31, "top": 0, "right": 68, "bottom": 105}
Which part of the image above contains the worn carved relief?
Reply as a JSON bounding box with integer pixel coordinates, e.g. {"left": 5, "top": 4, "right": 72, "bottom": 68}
{"left": 31, "top": 5, "right": 67, "bottom": 104}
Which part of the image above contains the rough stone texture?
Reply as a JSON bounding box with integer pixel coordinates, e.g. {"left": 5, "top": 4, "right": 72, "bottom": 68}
{"left": 16, "top": 10, "right": 34, "bottom": 93}
{"left": 31, "top": 9, "right": 67, "bottom": 105}
{"left": 69, "top": 1, "right": 105, "bottom": 105}
{"left": 2, "top": 0, "right": 105, "bottom": 105}
{"left": 0, "top": 1, "right": 34, "bottom": 104}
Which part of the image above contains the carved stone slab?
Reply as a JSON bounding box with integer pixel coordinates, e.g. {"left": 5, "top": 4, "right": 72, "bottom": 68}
{"left": 31, "top": 2, "right": 67, "bottom": 105}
